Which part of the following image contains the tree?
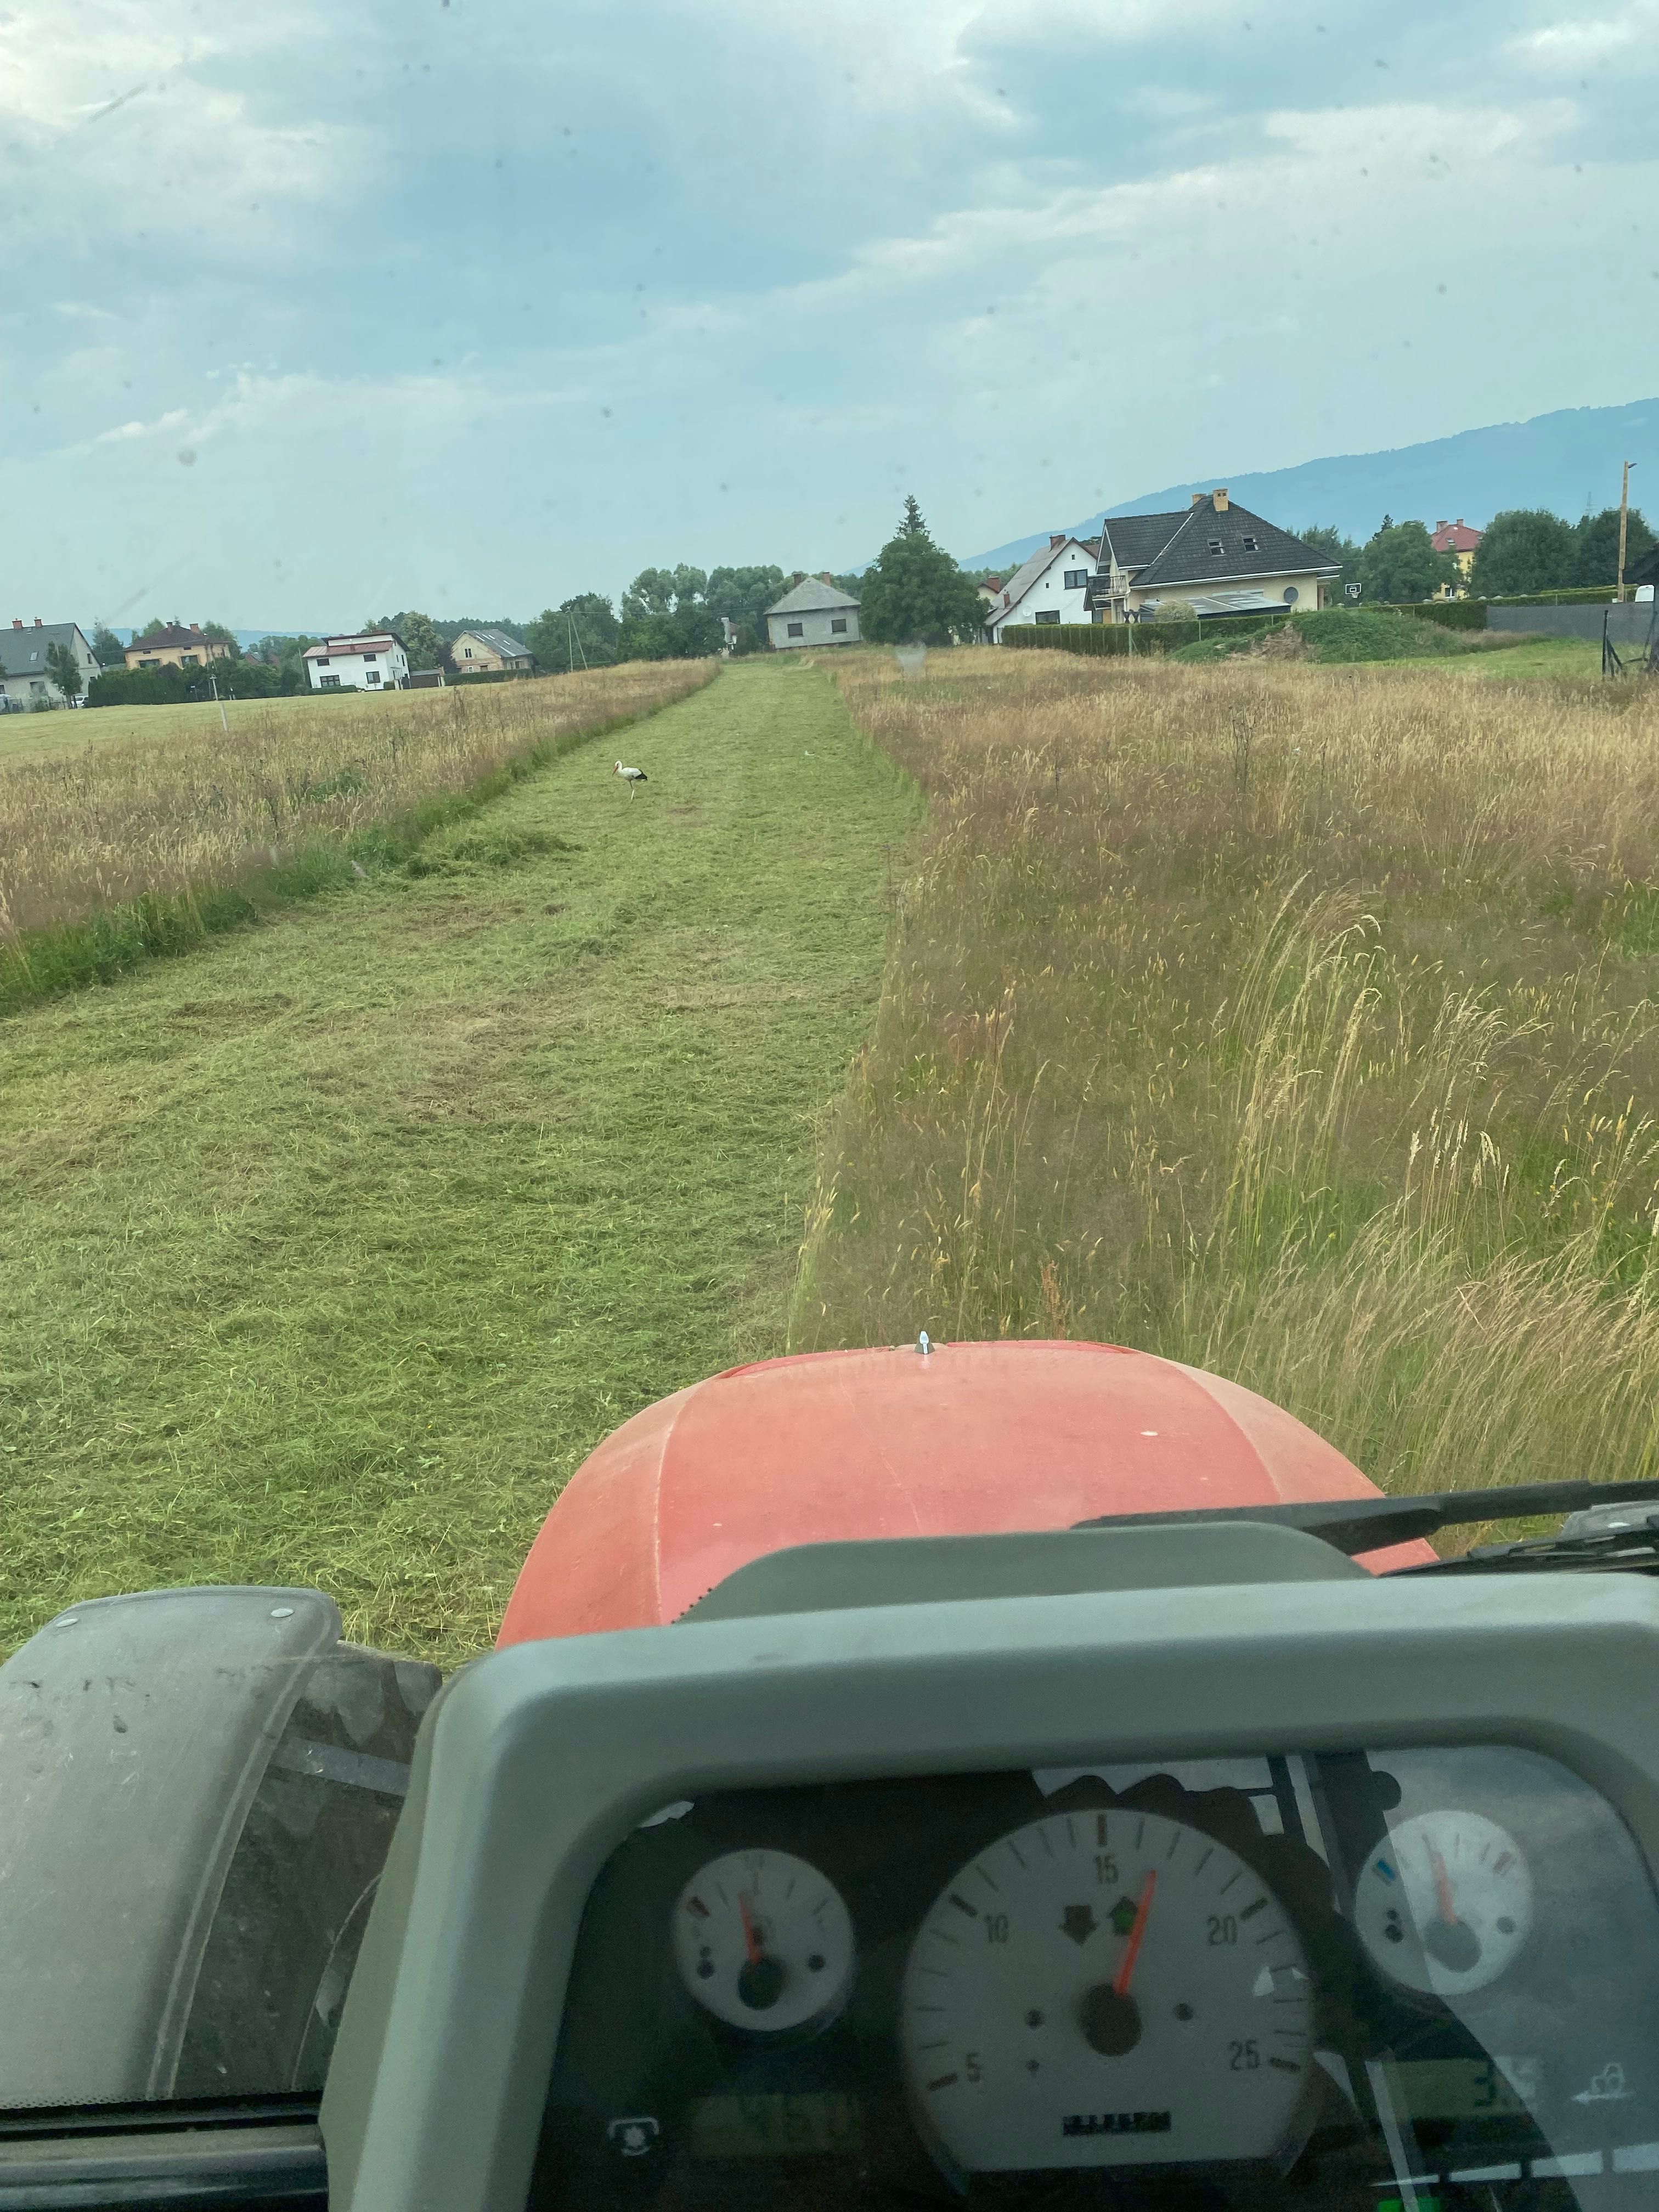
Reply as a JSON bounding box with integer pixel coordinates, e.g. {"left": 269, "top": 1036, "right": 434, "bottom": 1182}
{"left": 397, "top": 612, "right": 443, "bottom": 672}
{"left": 1355, "top": 517, "right": 1458, "bottom": 603}
{"left": 704, "top": 565, "right": 787, "bottom": 635}
{"left": 1297, "top": 526, "right": 1362, "bottom": 601}
{"left": 1573, "top": 506, "right": 1656, "bottom": 591}
{"left": 89, "top": 623, "right": 126, "bottom": 667}
{"left": 44, "top": 641, "right": 82, "bottom": 704}
{"left": 524, "top": 595, "right": 620, "bottom": 672}
{"left": 858, "top": 496, "right": 984, "bottom": 644}
{"left": 617, "top": 567, "right": 723, "bottom": 661}
{"left": 1469, "top": 510, "right": 1579, "bottom": 598}
{"left": 200, "top": 620, "right": 242, "bottom": 659}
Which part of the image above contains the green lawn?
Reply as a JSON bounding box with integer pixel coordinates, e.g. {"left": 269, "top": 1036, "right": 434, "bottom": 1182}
{"left": 0, "top": 662, "right": 917, "bottom": 1664}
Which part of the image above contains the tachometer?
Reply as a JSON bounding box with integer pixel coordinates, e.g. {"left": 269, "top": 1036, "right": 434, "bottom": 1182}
{"left": 901, "top": 1809, "right": 1314, "bottom": 2172}
{"left": 672, "top": 1848, "right": 855, "bottom": 2035}
{"left": 1353, "top": 1810, "right": 1533, "bottom": 1998}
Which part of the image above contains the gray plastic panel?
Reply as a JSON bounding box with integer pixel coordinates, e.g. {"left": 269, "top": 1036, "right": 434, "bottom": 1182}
{"left": 319, "top": 1564, "right": 1659, "bottom": 2212}
{"left": 681, "top": 1524, "right": 1365, "bottom": 1621}
{"left": 0, "top": 1587, "right": 340, "bottom": 2107}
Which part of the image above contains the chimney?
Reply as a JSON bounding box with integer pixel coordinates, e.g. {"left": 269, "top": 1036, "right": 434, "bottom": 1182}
{"left": 10, "top": 619, "right": 20, "bottom": 630}
{"left": 1436, "top": 520, "right": 1447, "bottom": 533}
{"left": 1191, "top": 493, "right": 1205, "bottom": 506}
{"left": 33, "top": 616, "right": 42, "bottom": 627}
{"left": 1049, "top": 534, "right": 1065, "bottom": 549}
{"left": 820, "top": 572, "right": 833, "bottom": 584}
{"left": 1212, "top": 488, "right": 1229, "bottom": 512}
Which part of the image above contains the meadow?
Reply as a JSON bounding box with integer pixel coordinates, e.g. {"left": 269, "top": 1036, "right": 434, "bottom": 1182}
{"left": 0, "top": 661, "right": 918, "bottom": 1662}
{"left": 795, "top": 647, "right": 1659, "bottom": 1516}
{"left": 0, "top": 685, "right": 408, "bottom": 765}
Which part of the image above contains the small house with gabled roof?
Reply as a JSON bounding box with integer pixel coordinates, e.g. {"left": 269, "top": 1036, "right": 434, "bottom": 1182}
{"left": 123, "top": 623, "right": 231, "bottom": 671}
{"left": 1, "top": 618, "right": 99, "bottom": 709}
{"left": 452, "top": 627, "right": 533, "bottom": 674}
{"left": 765, "top": 576, "right": 860, "bottom": 650}
{"left": 983, "top": 534, "right": 1101, "bottom": 640}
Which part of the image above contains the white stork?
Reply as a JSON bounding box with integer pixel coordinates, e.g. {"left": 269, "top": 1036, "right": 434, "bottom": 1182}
{"left": 613, "top": 760, "right": 648, "bottom": 797}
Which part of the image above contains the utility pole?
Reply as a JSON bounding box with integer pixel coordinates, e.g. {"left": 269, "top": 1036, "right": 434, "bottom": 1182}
{"left": 209, "top": 671, "right": 228, "bottom": 735}
{"left": 1618, "top": 460, "right": 1637, "bottom": 602}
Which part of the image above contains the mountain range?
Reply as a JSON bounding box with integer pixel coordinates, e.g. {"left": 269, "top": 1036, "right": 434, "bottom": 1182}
{"left": 959, "top": 398, "right": 1659, "bottom": 575}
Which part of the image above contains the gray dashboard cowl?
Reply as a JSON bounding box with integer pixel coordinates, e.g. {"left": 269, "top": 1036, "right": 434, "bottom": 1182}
{"left": 0, "top": 1585, "right": 339, "bottom": 2106}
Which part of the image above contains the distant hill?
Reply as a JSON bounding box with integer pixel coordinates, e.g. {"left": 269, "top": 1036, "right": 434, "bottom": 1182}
{"left": 961, "top": 397, "right": 1659, "bottom": 573}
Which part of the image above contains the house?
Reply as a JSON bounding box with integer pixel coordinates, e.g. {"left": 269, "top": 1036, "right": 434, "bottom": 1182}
{"left": 764, "top": 576, "right": 861, "bottom": 650}
{"left": 123, "top": 623, "right": 230, "bottom": 671}
{"left": 982, "top": 537, "right": 1099, "bottom": 640}
{"left": 1066, "top": 493, "right": 1340, "bottom": 625}
{"left": 451, "top": 628, "right": 533, "bottom": 674}
{"left": 1431, "top": 518, "right": 1483, "bottom": 597}
{"left": 976, "top": 575, "right": 1004, "bottom": 612}
{"left": 0, "top": 618, "right": 100, "bottom": 710}
{"left": 302, "top": 633, "right": 410, "bottom": 692}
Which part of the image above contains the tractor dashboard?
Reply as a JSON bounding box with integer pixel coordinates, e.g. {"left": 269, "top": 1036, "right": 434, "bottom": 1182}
{"left": 315, "top": 1525, "right": 1659, "bottom": 2212}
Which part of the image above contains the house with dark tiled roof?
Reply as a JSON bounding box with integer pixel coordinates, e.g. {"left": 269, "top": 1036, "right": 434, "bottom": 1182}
{"left": 123, "top": 623, "right": 230, "bottom": 671}
{"left": 1085, "top": 492, "right": 1339, "bottom": 624}
{"left": 0, "top": 618, "right": 100, "bottom": 709}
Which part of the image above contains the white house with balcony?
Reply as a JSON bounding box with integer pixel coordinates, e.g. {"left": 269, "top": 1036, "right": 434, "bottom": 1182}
{"left": 981, "top": 535, "right": 1099, "bottom": 640}
{"left": 303, "top": 633, "right": 410, "bottom": 692}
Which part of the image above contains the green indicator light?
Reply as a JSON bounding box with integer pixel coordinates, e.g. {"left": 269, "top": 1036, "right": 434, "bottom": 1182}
{"left": 1108, "top": 1895, "right": 1139, "bottom": 1938}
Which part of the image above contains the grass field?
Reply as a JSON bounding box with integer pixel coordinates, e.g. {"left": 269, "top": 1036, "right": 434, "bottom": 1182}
{"left": 0, "top": 661, "right": 918, "bottom": 1663}
{"left": 0, "top": 686, "right": 404, "bottom": 765}
{"left": 0, "top": 664, "right": 707, "bottom": 959}
{"left": 795, "top": 646, "right": 1659, "bottom": 1524}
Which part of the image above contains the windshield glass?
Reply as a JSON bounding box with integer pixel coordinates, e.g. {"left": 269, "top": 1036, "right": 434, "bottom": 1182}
{"left": 3, "top": 0, "right": 1657, "bottom": 2140}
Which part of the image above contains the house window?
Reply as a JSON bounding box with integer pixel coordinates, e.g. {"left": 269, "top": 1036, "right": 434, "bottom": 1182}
{"left": 1033, "top": 609, "right": 1062, "bottom": 625}
{"left": 368, "top": 672, "right": 381, "bottom": 685}
{"left": 787, "top": 621, "right": 804, "bottom": 637}
{"left": 363, "top": 653, "right": 376, "bottom": 663}
{"left": 1063, "top": 569, "right": 1087, "bottom": 589}
{"left": 831, "top": 618, "right": 847, "bottom": 634}
{"left": 464, "top": 647, "right": 473, "bottom": 658}
{"left": 139, "top": 658, "right": 159, "bottom": 668}
{"left": 180, "top": 653, "right": 198, "bottom": 664}
{"left": 316, "top": 657, "right": 330, "bottom": 668}
{"left": 1242, "top": 535, "right": 1259, "bottom": 552}
{"left": 1207, "top": 539, "right": 1223, "bottom": 556}
{"left": 319, "top": 674, "right": 340, "bottom": 690}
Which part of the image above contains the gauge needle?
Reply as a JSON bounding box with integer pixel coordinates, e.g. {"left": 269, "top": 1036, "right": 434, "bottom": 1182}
{"left": 738, "top": 1891, "right": 763, "bottom": 1966}
{"left": 1111, "top": 1871, "right": 1158, "bottom": 1999}
{"left": 1429, "top": 1844, "right": 1457, "bottom": 1926}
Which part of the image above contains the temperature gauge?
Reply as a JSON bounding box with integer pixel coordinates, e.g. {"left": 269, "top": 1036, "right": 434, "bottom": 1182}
{"left": 1354, "top": 1811, "right": 1533, "bottom": 1998}
{"left": 672, "top": 1849, "right": 855, "bottom": 2035}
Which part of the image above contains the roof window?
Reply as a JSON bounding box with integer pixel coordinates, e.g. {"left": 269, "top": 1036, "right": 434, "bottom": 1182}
{"left": 1242, "top": 535, "right": 1259, "bottom": 552}
{"left": 1206, "top": 538, "right": 1223, "bottom": 556}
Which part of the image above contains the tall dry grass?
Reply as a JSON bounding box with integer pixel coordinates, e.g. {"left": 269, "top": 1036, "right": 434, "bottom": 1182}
{"left": 795, "top": 647, "right": 1659, "bottom": 1502}
{"left": 0, "top": 663, "right": 710, "bottom": 941}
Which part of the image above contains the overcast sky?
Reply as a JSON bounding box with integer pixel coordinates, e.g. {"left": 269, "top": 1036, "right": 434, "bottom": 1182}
{"left": 3, "top": 0, "right": 1656, "bottom": 627}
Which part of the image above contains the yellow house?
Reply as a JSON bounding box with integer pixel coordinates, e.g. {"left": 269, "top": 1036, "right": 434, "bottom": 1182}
{"left": 451, "top": 628, "right": 533, "bottom": 674}
{"left": 123, "top": 623, "right": 231, "bottom": 671}
{"left": 1430, "top": 520, "right": 1482, "bottom": 597}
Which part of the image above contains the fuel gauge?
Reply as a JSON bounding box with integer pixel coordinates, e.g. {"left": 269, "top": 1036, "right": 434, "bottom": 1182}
{"left": 1355, "top": 1810, "right": 1533, "bottom": 1998}
{"left": 672, "top": 1848, "right": 855, "bottom": 2034}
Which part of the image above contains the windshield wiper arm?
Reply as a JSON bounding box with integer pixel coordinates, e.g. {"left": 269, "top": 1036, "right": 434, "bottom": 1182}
{"left": 1071, "top": 1479, "right": 1659, "bottom": 1559}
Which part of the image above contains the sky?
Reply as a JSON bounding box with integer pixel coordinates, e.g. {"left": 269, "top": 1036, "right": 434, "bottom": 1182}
{"left": 3, "top": 0, "right": 1657, "bottom": 628}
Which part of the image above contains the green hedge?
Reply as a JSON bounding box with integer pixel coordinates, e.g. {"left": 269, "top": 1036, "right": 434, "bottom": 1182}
{"left": 1002, "top": 612, "right": 1284, "bottom": 657}
{"left": 1384, "top": 600, "right": 1488, "bottom": 630}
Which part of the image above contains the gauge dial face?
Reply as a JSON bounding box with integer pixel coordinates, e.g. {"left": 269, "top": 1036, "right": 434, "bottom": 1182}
{"left": 901, "top": 1809, "right": 1314, "bottom": 2172}
{"left": 1353, "top": 1810, "right": 1533, "bottom": 1998}
{"left": 672, "top": 1849, "right": 855, "bottom": 2035}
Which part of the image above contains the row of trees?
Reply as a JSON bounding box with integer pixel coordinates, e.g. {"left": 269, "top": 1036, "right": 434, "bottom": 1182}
{"left": 77, "top": 498, "right": 988, "bottom": 702}
{"left": 1301, "top": 505, "right": 1656, "bottom": 605}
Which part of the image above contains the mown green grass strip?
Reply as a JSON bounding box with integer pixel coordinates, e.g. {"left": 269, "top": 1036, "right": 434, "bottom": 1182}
{"left": 0, "top": 684, "right": 708, "bottom": 1020}
{"left": 0, "top": 661, "right": 919, "bottom": 1664}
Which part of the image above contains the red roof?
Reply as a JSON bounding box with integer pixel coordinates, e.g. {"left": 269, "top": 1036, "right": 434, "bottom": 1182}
{"left": 1431, "top": 519, "right": 1482, "bottom": 553}
{"left": 302, "top": 634, "right": 399, "bottom": 659}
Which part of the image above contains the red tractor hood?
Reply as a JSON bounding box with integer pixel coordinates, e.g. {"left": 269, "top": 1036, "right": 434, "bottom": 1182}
{"left": 498, "top": 1341, "right": 1433, "bottom": 1646}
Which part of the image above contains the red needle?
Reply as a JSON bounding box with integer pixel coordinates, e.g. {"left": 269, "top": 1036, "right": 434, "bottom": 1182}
{"left": 738, "top": 1891, "right": 763, "bottom": 1966}
{"left": 1112, "top": 1871, "right": 1158, "bottom": 1999}
{"left": 1429, "top": 1844, "right": 1457, "bottom": 1926}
